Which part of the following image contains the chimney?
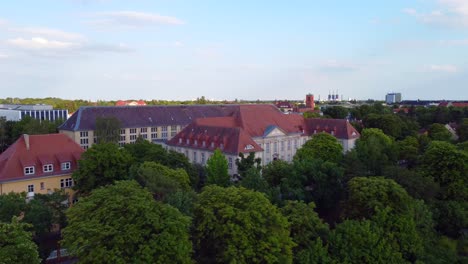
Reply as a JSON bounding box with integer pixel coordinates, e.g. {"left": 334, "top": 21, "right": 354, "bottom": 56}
{"left": 24, "top": 134, "right": 30, "bottom": 150}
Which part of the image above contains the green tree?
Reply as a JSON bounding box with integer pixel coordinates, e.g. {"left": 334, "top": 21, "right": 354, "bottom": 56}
{"left": 383, "top": 166, "right": 440, "bottom": 201}
{"left": 363, "top": 113, "right": 403, "bottom": 138}
{"left": 235, "top": 152, "right": 261, "bottom": 177}
{"left": 294, "top": 159, "right": 345, "bottom": 211}
{"left": 0, "top": 217, "right": 41, "bottom": 264}
{"left": 344, "top": 177, "right": 413, "bottom": 219}
{"left": 303, "top": 111, "right": 321, "bottom": 119}
{"left": 239, "top": 167, "right": 269, "bottom": 193}
{"left": 22, "top": 199, "right": 52, "bottom": 236}
{"left": 421, "top": 141, "right": 468, "bottom": 200}
{"left": 396, "top": 136, "right": 420, "bottom": 168}
{"left": 62, "top": 181, "right": 192, "bottom": 264}
{"left": 428, "top": 123, "right": 452, "bottom": 142}
{"left": 329, "top": 219, "right": 405, "bottom": 263}
{"left": 262, "top": 160, "right": 294, "bottom": 187}
{"left": 354, "top": 128, "right": 397, "bottom": 175}
{"left": 205, "top": 149, "right": 230, "bottom": 187}
{"left": 433, "top": 200, "right": 468, "bottom": 238}
{"left": 294, "top": 132, "right": 343, "bottom": 163}
{"left": 193, "top": 185, "right": 294, "bottom": 263}
{"left": 72, "top": 143, "right": 133, "bottom": 194}
{"left": 323, "top": 106, "right": 348, "bottom": 119}
{"left": 457, "top": 118, "right": 468, "bottom": 142}
{"left": 95, "top": 116, "right": 121, "bottom": 144}
{"left": 280, "top": 201, "right": 332, "bottom": 264}
{"left": 133, "top": 161, "right": 190, "bottom": 200}
{"left": 0, "top": 192, "right": 27, "bottom": 223}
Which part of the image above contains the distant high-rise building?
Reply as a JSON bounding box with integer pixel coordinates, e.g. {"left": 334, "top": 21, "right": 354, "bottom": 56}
{"left": 385, "top": 93, "right": 402, "bottom": 104}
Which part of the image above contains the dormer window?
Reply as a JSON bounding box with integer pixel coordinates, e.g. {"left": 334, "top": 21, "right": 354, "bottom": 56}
{"left": 211, "top": 142, "right": 215, "bottom": 148}
{"left": 186, "top": 139, "right": 190, "bottom": 144}
{"left": 331, "top": 131, "right": 335, "bottom": 136}
{"left": 179, "top": 138, "right": 182, "bottom": 144}
{"left": 220, "top": 143, "right": 224, "bottom": 150}
{"left": 202, "top": 141, "right": 206, "bottom": 147}
{"left": 194, "top": 140, "right": 198, "bottom": 146}
{"left": 61, "top": 162, "right": 71, "bottom": 171}
{"left": 43, "top": 164, "right": 53, "bottom": 173}
{"left": 24, "top": 166, "right": 35, "bottom": 175}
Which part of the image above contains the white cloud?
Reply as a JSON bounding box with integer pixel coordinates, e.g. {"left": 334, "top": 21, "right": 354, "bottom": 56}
{"left": 7, "top": 37, "right": 77, "bottom": 50}
{"left": 424, "top": 64, "right": 459, "bottom": 73}
{"left": 174, "top": 41, "right": 183, "bottom": 47}
{"left": 9, "top": 27, "right": 85, "bottom": 41}
{"left": 85, "top": 11, "right": 184, "bottom": 29}
{"left": 404, "top": 0, "right": 468, "bottom": 28}
{"left": 0, "top": 53, "right": 9, "bottom": 58}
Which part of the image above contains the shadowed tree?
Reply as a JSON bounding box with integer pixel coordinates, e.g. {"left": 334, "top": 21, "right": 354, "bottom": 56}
{"left": 205, "top": 149, "right": 230, "bottom": 187}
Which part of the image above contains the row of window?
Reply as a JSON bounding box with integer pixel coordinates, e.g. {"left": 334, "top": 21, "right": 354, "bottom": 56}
{"left": 26, "top": 178, "right": 73, "bottom": 193}
{"left": 263, "top": 138, "right": 303, "bottom": 153}
{"left": 24, "top": 162, "right": 71, "bottom": 175}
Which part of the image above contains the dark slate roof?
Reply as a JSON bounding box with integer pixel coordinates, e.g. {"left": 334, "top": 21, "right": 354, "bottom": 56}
{"left": 59, "top": 105, "right": 240, "bottom": 131}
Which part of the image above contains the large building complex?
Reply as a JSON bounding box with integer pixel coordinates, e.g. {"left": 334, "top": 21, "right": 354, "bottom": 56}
{"left": 0, "top": 104, "right": 68, "bottom": 122}
{"left": 166, "top": 105, "right": 359, "bottom": 174}
{"left": 0, "top": 134, "right": 83, "bottom": 200}
{"left": 59, "top": 104, "right": 360, "bottom": 175}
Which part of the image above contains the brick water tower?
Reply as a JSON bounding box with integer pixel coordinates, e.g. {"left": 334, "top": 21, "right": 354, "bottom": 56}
{"left": 305, "top": 94, "right": 315, "bottom": 109}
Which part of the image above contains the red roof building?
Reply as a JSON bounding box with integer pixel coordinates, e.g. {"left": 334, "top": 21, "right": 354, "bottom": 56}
{"left": 0, "top": 134, "right": 83, "bottom": 198}
{"left": 116, "top": 100, "right": 147, "bottom": 106}
{"left": 167, "top": 104, "right": 359, "bottom": 175}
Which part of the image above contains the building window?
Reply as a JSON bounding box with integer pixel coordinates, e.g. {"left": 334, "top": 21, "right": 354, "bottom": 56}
{"left": 151, "top": 133, "right": 157, "bottom": 139}
{"left": 186, "top": 139, "right": 190, "bottom": 144}
{"left": 141, "top": 128, "right": 147, "bottom": 133}
{"left": 228, "top": 157, "right": 233, "bottom": 169}
{"left": 142, "top": 134, "right": 148, "bottom": 139}
{"left": 171, "top": 125, "right": 177, "bottom": 137}
{"left": 202, "top": 141, "right": 206, "bottom": 147}
{"left": 130, "top": 135, "right": 137, "bottom": 141}
{"left": 120, "top": 135, "right": 126, "bottom": 141}
{"left": 266, "top": 143, "right": 270, "bottom": 153}
{"left": 273, "top": 142, "right": 278, "bottom": 153}
{"left": 61, "top": 162, "right": 71, "bottom": 170}
{"left": 43, "top": 164, "right": 53, "bottom": 173}
{"left": 287, "top": 140, "right": 291, "bottom": 150}
{"left": 185, "top": 150, "right": 188, "bottom": 157}
{"left": 24, "top": 166, "right": 35, "bottom": 175}
{"left": 60, "top": 178, "right": 74, "bottom": 188}
{"left": 201, "top": 153, "right": 206, "bottom": 164}
{"left": 193, "top": 151, "right": 197, "bottom": 163}
{"left": 294, "top": 139, "right": 298, "bottom": 149}
{"left": 162, "top": 126, "right": 168, "bottom": 139}
{"left": 129, "top": 128, "right": 137, "bottom": 134}
{"left": 80, "top": 138, "right": 89, "bottom": 145}
{"left": 120, "top": 129, "right": 126, "bottom": 135}
{"left": 280, "top": 141, "right": 285, "bottom": 151}
{"left": 194, "top": 140, "right": 198, "bottom": 146}
{"left": 220, "top": 143, "right": 224, "bottom": 150}
{"left": 80, "top": 131, "right": 88, "bottom": 138}
{"left": 151, "top": 127, "right": 157, "bottom": 132}
{"left": 179, "top": 138, "right": 182, "bottom": 144}
{"left": 27, "top": 184, "right": 34, "bottom": 193}
{"left": 119, "top": 142, "right": 125, "bottom": 147}
{"left": 40, "top": 182, "right": 45, "bottom": 190}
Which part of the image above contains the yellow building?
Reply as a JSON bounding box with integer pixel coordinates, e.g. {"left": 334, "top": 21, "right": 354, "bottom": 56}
{"left": 0, "top": 134, "right": 83, "bottom": 201}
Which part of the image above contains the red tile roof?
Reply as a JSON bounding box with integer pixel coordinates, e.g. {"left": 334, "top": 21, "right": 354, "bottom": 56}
{"left": 452, "top": 102, "right": 468, "bottom": 108}
{"left": 304, "top": 118, "right": 360, "bottom": 139}
{"left": 0, "top": 134, "right": 84, "bottom": 183}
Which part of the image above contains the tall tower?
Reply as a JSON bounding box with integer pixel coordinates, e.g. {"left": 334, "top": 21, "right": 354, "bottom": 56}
{"left": 306, "top": 94, "right": 315, "bottom": 109}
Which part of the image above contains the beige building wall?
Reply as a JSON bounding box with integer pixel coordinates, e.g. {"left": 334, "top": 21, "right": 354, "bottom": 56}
{"left": 0, "top": 174, "right": 76, "bottom": 202}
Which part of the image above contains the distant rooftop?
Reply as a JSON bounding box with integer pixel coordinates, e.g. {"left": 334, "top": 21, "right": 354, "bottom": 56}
{"left": 0, "top": 104, "right": 53, "bottom": 111}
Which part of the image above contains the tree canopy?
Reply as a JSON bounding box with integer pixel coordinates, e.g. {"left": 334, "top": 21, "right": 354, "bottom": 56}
{"left": 294, "top": 132, "right": 343, "bottom": 163}
{"left": 72, "top": 142, "right": 133, "bottom": 194}
{"left": 62, "top": 181, "right": 192, "bottom": 264}
{"left": 193, "top": 185, "right": 294, "bottom": 263}
{"left": 205, "top": 149, "right": 230, "bottom": 187}
{"left": 0, "top": 217, "right": 41, "bottom": 264}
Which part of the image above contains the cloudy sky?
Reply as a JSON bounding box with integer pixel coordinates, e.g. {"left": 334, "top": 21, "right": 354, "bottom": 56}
{"left": 1, "top": 0, "right": 467, "bottom": 101}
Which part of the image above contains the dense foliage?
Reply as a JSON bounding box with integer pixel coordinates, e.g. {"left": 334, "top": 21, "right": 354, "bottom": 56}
{"left": 62, "top": 181, "right": 192, "bottom": 264}
{"left": 2, "top": 101, "right": 468, "bottom": 262}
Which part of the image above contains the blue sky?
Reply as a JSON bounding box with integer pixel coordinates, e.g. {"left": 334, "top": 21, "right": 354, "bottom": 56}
{"left": 1, "top": 0, "right": 467, "bottom": 101}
